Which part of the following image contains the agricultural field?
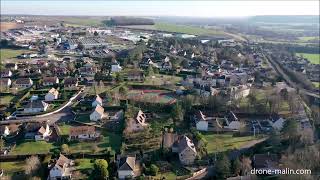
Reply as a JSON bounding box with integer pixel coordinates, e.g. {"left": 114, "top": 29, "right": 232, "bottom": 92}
{"left": 0, "top": 48, "right": 33, "bottom": 61}
{"left": 0, "top": 22, "right": 23, "bottom": 32}
{"left": 297, "top": 36, "right": 319, "bottom": 42}
{"left": 296, "top": 53, "right": 320, "bottom": 64}
{"left": 202, "top": 133, "right": 259, "bottom": 153}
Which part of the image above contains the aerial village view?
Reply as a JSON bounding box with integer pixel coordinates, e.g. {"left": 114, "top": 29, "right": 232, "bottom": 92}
{"left": 0, "top": 1, "right": 319, "bottom": 180}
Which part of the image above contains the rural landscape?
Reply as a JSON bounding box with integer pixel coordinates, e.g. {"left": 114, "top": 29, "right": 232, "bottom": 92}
{"left": 0, "top": 1, "right": 319, "bottom": 180}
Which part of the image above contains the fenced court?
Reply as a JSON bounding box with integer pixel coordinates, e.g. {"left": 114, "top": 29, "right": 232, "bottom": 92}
{"left": 127, "top": 89, "right": 176, "bottom": 105}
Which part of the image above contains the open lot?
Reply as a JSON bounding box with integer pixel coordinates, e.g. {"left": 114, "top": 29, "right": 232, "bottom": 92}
{"left": 127, "top": 89, "right": 176, "bottom": 105}
{"left": 0, "top": 161, "right": 25, "bottom": 174}
{"left": 296, "top": 53, "right": 320, "bottom": 64}
{"left": 69, "top": 131, "right": 122, "bottom": 153}
{"left": 0, "top": 95, "right": 15, "bottom": 105}
{"left": 0, "top": 48, "right": 33, "bottom": 61}
{"left": 202, "top": 133, "right": 259, "bottom": 153}
{"left": 10, "top": 140, "right": 55, "bottom": 155}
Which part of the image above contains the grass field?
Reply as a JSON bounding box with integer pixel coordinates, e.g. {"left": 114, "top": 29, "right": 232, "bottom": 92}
{"left": 75, "top": 158, "right": 94, "bottom": 170}
{"left": 10, "top": 141, "right": 55, "bottom": 155}
{"left": 127, "top": 89, "right": 176, "bottom": 104}
{"left": 297, "top": 36, "right": 319, "bottom": 42}
{"left": 154, "top": 23, "right": 225, "bottom": 36}
{"left": 296, "top": 53, "right": 320, "bottom": 64}
{"left": 0, "top": 95, "right": 14, "bottom": 105}
{"left": 312, "top": 82, "right": 320, "bottom": 88}
{"left": 58, "top": 124, "right": 72, "bottom": 136}
{"left": 69, "top": 131, "right": 121, "bottom": 153}
{"left": 202, "top": 133, "right": 258, "bottom": 153}
{"left": 0, "top": 48, "right": 33, "bottom": 60}
{"left": 0, "top": 161, "right": 25, "bottom": 174}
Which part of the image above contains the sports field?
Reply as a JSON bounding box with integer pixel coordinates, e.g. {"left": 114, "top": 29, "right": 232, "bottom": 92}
{"left": 127, "top": 89, "right": 176, "bottom": 104}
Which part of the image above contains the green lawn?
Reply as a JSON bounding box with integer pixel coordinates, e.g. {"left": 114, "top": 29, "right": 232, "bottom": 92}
{"left": 75, "top": 158, "right": 94, "bottom": 170}
{"left": 0, "top": 48, "right": 33, "bottom": 60}
{"left": 0, "top": 95, "right": 14, "bottom": 105}
{"left": 297, "top": 36, "right": 319, "bottom": 42}
{"left": 155, "top": 23, "right": 225, "bottom": 36}
{"left": 296, "top": 53, "right": 320, "bottom": 64}
{"left": 10, "top": 141, "right": 55, "bottom": 155}
{"left": 69, "top": 131, "right": 122, "bottom": 153}
{"left": 202, "top": 133, "right": 258, "bottom": 153}
{"left": 312, "top": 82, "right": 320, "bottom": 88}
{"left": 58, "top": 124, "right": 72, "bottom": 136}
{"left": 0, "top": 161, "right": 25, "bottom": 174}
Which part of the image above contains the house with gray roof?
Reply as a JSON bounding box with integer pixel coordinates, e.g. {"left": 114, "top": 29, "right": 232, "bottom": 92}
{"left": 117, "top": 155, "right": 139, "bottom": 179}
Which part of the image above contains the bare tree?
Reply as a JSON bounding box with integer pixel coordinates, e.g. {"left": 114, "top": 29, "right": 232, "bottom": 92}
{"left": 240, "top": 156, "right": 252, "bottom": 176}
{"left": 25, "top": 156, "right": 41, "bottom": 176}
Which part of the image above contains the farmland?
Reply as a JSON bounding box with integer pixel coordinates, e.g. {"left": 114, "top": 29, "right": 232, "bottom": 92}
{"left": 0, "top": 48, "right": 33, "bottom": 61}
{"left": 296, "top": 53, "right": 320, "bottom": 64}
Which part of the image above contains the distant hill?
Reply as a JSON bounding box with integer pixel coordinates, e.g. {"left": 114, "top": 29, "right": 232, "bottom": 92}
{"left": 104, "top": 17, "right": 154, "bottom": 26}
{"left": 249, "top": 15, "right": 319, "bottom": 24}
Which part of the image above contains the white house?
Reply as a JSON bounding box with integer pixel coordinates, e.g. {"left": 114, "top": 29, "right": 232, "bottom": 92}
{"left": 117, "top": 155, "right": 137, "bottom": 179}
{"left": 172, "top": 136, "right": 197, "bottom": 165}
{"left": 224, "top": 111, "right": 244, "bottom": 131}
{"left": 268, "top": 115, "right": 285, "bottom": 131}
{"left": 194, "top": 111, "right": 209, "bottom": 131}
{"left": 92, "top": 95, "right": 103, "bottom": 107}
{"left": 69, "top": 126, "right": 99, "bottom": 140}
{"left": 90, "top": 105, "right": 105, "bottom": 121}
{"left": 15, "top": 78, "right": 33, "bottom": 88}
{"left": 0, "top": 78, "right": 12, "bottom": 87}
{"left": 45, "top": 88, "right": 59, "bottom": 101}
{"left": 111, "top": 63, "right": 122, "bottom": 72}
{"left": 49, "top": 154, "right": 74, "bottom": 180}
{"left": 43, "top": 77, "right": 59, "bottom": 86}
{"left": 24, "top": 100, "right": 49, "bottom": 113}
{"left": 35, "top": 124, "right": 52, "bottom": 141}
{"left": 1, "top": 70, "right": 12, "bottom": 78}
{"left": 0, "top": 124, "right": 20, "bottom": 137}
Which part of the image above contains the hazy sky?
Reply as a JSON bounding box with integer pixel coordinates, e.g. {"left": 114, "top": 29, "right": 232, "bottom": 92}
{"left": 1, "top": 1, "right": 319, "bottom": 17}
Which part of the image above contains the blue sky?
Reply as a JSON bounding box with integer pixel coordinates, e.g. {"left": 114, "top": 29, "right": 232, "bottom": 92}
{"left": 1, "top": 1, "right": 319, "bottom": 17}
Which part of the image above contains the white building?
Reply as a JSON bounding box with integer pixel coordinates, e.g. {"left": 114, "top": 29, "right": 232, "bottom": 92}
{"left": 111, "top": 63, "right": 122, "bottom": 72}
{"left": 92, "top": 95, "right": 103, "bottom": 107}
{"left": 49, "top": 154, "right": 74, "bottom": 180}
{"left": 24, "top": 100, "right": 49, "bottom": 113}
{"left": 69, "top": 126, "right": 99, "bottom": 140}
{"left": 194, "top": 111, "right": 209, "bottom": 131}
{"left": 117, "top": 155, "right": 137, "bottom": 179}
{"left": 35, "top": 124, "right": 51, "bottom": 141}
{"left": 45, "top": 88, "right": 59, "bottom": 101}
{"left": 90, "top": 105, "right": 105, "bottom": 121}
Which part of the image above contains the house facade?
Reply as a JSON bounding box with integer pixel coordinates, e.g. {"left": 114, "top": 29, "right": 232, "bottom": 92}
{"left": 117, "top": 155, "right": 137, "bottom": 179}
{"left": 24, "top": 100, "right": 49, "bottom": 113}
{"left": 43, "top": 77, "right": 59, "bottom": 86}
{"left": 90, "top": 105, "right": 105, "bottom": 121}
{"left": 49, "top": 154, "right": 74, "bottom": 180}
{"left": 45, "top": 88, "right": 59, "bottom": 101}
{"left": 194, "top": 111, "right": 209, "bottom": 131}
{"left": 15, "top": 78, "right": 33, "bottom": 88}
{"left": 69, "top": 126, "right": 99, "bottom": 140}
